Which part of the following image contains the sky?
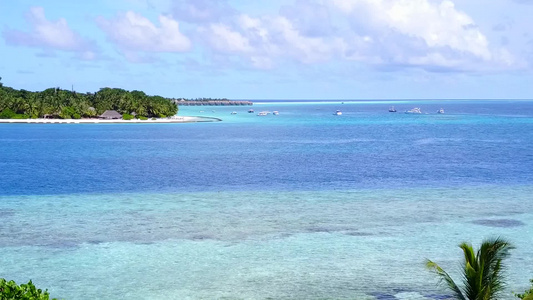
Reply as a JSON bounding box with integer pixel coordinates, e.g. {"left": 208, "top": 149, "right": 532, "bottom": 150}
{"left": 1, "top": 0, "right": 533, "bottom": 100}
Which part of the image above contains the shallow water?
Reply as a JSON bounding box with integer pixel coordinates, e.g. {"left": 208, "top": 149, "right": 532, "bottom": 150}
{"left": 0, "top": 100, "right": 532, "bottom": 299}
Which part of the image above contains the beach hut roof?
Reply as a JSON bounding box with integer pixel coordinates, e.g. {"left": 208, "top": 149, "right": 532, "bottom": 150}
{"left": 100, "top": 110, "right": 122, "bottom": 119}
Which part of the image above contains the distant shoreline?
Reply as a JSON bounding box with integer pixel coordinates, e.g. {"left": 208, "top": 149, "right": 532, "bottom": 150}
{"left": 0, "top": 116, "right": 222, "bottom": 124}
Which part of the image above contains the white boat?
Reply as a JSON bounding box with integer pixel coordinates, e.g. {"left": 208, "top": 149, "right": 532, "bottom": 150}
{"left": 257, "top": 111, "right": 269, "bottom": 116}
{"left": 437, "top": 108, "right": 444, "bottom": 114}
{"left": 334, "top": 110, "right": 342, "bottom": 115}
{"left": 248, "top": 109, "right": 254, "bottom": 113}
{"left": 405, "top": 107, "right": 422, "bottom": 114}
{"left": 231, "top": 111, "right": 237, "bottom": 115}
{"left": 272, "top": 111, "right": 279, "bottom": 115}
{"left": 388, "top": 106, "right": 397, "bottom": 112}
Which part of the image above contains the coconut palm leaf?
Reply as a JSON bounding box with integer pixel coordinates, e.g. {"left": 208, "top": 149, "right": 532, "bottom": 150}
{"left": 426, "top": 259, "right": 467, "bottom": 300}
{"left": 427, "top": 238, "right": 513, "bottom": 300}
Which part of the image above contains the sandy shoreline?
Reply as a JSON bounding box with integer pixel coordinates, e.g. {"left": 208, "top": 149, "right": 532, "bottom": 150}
{"left": 0, "top": 116, "right": 222, "bottom": 124}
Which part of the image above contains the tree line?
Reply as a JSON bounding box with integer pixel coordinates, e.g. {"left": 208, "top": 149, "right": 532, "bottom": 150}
{"left": 0, "top": 78, "right": 178, "bottom": 119}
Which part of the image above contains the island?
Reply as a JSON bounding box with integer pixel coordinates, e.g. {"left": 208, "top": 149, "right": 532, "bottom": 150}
{"left": 0, "top": 78, "right": 243, "bottom": 123}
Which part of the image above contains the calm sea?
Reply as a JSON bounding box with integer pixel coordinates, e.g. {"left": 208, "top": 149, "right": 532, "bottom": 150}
{"left": 1, "top": 100, "right": 532, "bottom": 299}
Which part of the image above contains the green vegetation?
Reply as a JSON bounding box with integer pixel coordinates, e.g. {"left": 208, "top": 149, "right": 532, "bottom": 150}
{"left": 122, "top": 113, "right": 134, "bottom": 120}
{"left": 516, "top": 279, "right": 533, "bottom": 300}
{"left": 0, "top": 78, "right": 178, "bottom": 119}
{"left": 426, "top": 237, "right": 514, "bottom": 300}
{"left": 0, "top": 278, "right": 57, "bottom": 300}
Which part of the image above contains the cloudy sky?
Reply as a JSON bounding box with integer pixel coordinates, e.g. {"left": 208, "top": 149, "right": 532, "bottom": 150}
{"left": 1, "top": 0, "right": 532, "bottom": 99}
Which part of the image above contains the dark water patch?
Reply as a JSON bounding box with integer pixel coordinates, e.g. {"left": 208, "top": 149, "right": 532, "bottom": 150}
{"left": 0, "top": 209, "right": 15, "bottom": 217}
{"left": 87, "top": 240, "right": 104, "bottom": 245}
{"left": 42, "top": 240, "right": 80, "bottom": 249}
{"left": 424, "top": 294, "right": 453, "bottom": 299}
{"left": 306, "top": 226, "right": 333, "bottom": 233}
{"left": 370, "top": 293, "right": 397, "bottom": 299}
{"left": 190, "top": 234, "right": 215, "bottom": 241}
{"left": 279, "top": 233, "right": 293, "bottom": 238}
{"left": 306, "top": 226, "right": 360, "bottom": 234}
{"left": 344, "top": 231, "right": 373, "bottom": 237}
{"left": 471, "top": 219, "right": 525, "bottom": 228}
{"left": 137, "top": 241, "right": 155, "bottom": 245}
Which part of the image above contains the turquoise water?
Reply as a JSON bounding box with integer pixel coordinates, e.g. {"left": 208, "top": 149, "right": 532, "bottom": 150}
{"left": 1, "top": 100, "right": 532, "bottom": 299}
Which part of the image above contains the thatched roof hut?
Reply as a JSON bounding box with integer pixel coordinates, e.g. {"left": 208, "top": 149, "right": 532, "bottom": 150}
{"left": 99, "top": 110, "right": 122, "bottom": 119}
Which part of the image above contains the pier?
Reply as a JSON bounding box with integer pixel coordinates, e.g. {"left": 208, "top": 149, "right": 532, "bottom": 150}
{"left": 172, "top": 99, "right": 253, "bottom": 106}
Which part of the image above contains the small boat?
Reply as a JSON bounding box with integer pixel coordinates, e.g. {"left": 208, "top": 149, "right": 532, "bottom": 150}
{"left": 389, "top": 106, "right": 397, "bottom": 112}
{"left": 405, "top": 107, "right": 422, "bottom": 114}
{"left": 248, "top": 109, "right": 254, "bottom": 113}
{"left": 334, "top": 110, "right": 342, "bottom": 115}
{"left": 257, "top": 111, "right": 269, "bottom": 116}
{"left": 231, "top": 111, "right": 237, "bottom": 115}
{"left": 437, "top": 108, "right": 444, "bottom": 114}
{"left": 272, "top": 111, "right": 279, "bottom": 115}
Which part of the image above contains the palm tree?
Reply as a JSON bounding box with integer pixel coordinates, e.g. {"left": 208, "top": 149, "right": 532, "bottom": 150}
{"left": 426, "top": 237, "right": 513, "bottom": 300}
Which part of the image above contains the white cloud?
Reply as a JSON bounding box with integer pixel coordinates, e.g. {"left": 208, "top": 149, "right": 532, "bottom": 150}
{"left": 191, "top": 0, "right": 516, "bottom": 72}
{"left": 328, "top": 0, "right": 498, "bottom": 68}
{"left": 97, "top": 11, "right": 191, "bottom": 53}
{"left": 117, "top": 0, "right": 517, "bottom": 73}
{"left": 172, "top": 0, "right": 235, "bottom": 24}
{"left": 200, "top": 23, "right": 252, "bottom": 53}
{"left": 197, "top": 13, "right": 344, "bottom": 69}
{"left": 2, "top": 6, "right": 96, "bottom": 58}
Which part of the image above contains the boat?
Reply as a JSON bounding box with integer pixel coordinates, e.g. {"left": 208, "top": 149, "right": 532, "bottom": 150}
{"left": 334, "top": 110, "right": 342, "bottom": 115}
{"left": 272, "top": 111, "right": 279, "bottom": 115}
{"left": 405, "top": 107, "right": 422, "bottom": 114}
{"left": 389, "top": 106, "right": 397, "bottom": 112}
{"left": 230, "top": 111, "right": 237, "bottom": 115}
{"left": 248, "top": 109, "right": 254, "bottom": 113}
{"left": 437, "top": 108, "right": 445, "bottom": 114}
{"left": 257, "top": 111, "right": 269, "bottom": 116}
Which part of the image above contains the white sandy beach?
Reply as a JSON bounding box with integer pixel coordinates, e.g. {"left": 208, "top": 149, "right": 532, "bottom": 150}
{"left": 0, "top": 116, "right": 221, "bottom": 124}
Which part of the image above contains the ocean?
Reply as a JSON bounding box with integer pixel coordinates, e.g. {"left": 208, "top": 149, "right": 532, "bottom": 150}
{"left": 1, "top": 100, "right": 532, "bottom": 299}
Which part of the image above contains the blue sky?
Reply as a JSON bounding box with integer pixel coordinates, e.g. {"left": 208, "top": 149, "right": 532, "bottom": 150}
{"left": 1, "top": 0, "right": 532, "bottom": 100}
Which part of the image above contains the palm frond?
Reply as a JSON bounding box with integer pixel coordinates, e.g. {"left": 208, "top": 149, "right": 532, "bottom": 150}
{"left": 427, "top": 238, "right": 513, "bottom": 300}
{"left": 478, "top": 237, "right": 514, "bottom": 299}
{"left": 426, "top": 259, "right": 467, "bottom": 300}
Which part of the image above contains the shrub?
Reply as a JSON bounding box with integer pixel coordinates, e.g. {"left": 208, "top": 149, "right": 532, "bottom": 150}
{"left": 73, "top": 113, "right": 81, "bottom": 119}
{"left": 59, "top": 106, "right": 76, "bottom": 119}
{"left": 11, "top": 113, "right": 29, "bottom": 119}
{"left": 122, "top": 114, "right": 134, "bottom": 120}
{"left": 516, "top": 279, "right": 533, "bottom": 299}
{"left": 0, "top": 109, "right": 16, "bottom": 119}
{"left": 138, "top": 116, "right": 148, "bottom": 120}
{"left": 0, "top": 278, "right": 57, "bottom": 300}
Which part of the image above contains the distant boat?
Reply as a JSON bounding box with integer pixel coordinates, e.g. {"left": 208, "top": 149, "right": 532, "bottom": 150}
{"left": 437, "top": 108, "right": 445, "bottom": 114}
{"left": 231, "top": 111, "right": 237, "bottom": 115}
{"left": 248, "top": 109, "right": 254, "bottom": 113}
{"left": 405, "top": 107, "right": 422, "bottom": 114}
{"left": 257, "top": 111, "right": 269, "bottom": 116}
{"left": 389, "top": 106, "right": 397, "bottom": 112}
{"left": 334, "top": 110, "right": 342, "bottom": 115}
{"left": 272, "top": 111, "right": 279, "bottom": 115}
